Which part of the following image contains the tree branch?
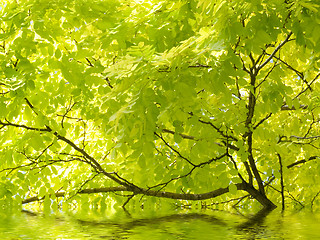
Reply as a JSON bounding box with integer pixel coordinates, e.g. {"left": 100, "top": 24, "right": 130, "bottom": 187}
{"left": 294, "top": 72, "right": 320, "bottom": 99}
{"left": 277, "top": 153, "right": 285, "bottom": 211}
{"left": 154, "top": 132, "right": 196, "bottom": 167}
{"left": 253, "top": 113, "right": 272, "bottom": 130}
{"left": 22, "top": 183, "right": 249, "bottom": 205}
{"left": 0, "top": 119, "right": 137, "bottom": 190}
{"left": 162, "top": 128, "right": 196, "bottom": 140}
{"left": 290, "top": 135, "right": 320, "bottom": 140}
{"left": 162, "top": 128, "right": 239, "bottom": 150}
{"left": 198, "top": 119, "right": 238, "bottom": 141}
{"left": 258, "top": 32, "right": 293, "bottom": 70}
{"left": 287, "top": 156, "right": 318, "bottom": 169}
{"left": 281, "top": 104, "right": 308, "bottom": 110}
{"left": 311, "top": 190, "right": 320, "bottom": 209}
{"left": 245, "top": 68, "right": 265, "bottom": 195}
{"left": 269, "top": 54, "right": 304, "bottom": 79}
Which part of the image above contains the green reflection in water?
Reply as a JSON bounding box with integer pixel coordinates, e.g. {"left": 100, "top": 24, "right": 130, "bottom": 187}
{"left": 0, "top": 209, "right": 319, "bottom": 239}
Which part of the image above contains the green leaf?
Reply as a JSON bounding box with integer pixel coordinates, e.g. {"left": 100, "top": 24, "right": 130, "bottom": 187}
{"left": 43, "top": 194, "right": 51, "bottom": 215}
{"left": 274, "top": 170, "right": 281, "bottom": 179}
{"left": 229, "top": 168, "right": 238, "bottom": 176}
{"left": 174, "top": 132, "right": 183, "bottom": 143}
{"left": 218, "top": 172, "right": 229, "bottom": 188}
{"left": 55, "top": 48, "right": 62, "bottom": 59}
{"left": 231, "top": 177, "right": 242, "bottom": 184}
{"left": 39, "top": 186, "right": 47, "bottom": 199}
{"left": 30, "top": 134, "right": 47, "bottom": 151}
{"left": 138, "top": 154, "right": 146, "bottom": 168}
{"left": 0, "top": 102, "right": 7, "bottom": 117}
{"left": 215, "top": 164, "right": 226, "bottom": 173}
{"left": 229, "top": 183, "right": 237, "bottom": 195}
{"left": 293, "top": 98, "right": 300, "bottom": 110}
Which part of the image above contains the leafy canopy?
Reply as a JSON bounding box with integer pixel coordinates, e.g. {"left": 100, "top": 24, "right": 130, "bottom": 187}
{"left": 1, "top": 0, "right": 320, "bottom": 214}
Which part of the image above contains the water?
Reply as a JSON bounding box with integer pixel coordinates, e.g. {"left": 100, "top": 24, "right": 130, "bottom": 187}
{"left": 0, "top": 208, "right": 319, "bottom": 239}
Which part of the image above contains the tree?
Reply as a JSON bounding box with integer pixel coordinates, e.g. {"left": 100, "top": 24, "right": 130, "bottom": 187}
{"left": 1, "top": 0, "right": 320, "bottom": 214}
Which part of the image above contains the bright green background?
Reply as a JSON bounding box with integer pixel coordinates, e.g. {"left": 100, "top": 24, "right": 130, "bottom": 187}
{"left": 1, "top": 0, "right": 320, "bottom": 213}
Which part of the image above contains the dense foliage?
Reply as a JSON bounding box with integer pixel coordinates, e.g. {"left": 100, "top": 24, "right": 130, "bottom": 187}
{"left": 1, "top": 0, "right": 320, "bottom": 214}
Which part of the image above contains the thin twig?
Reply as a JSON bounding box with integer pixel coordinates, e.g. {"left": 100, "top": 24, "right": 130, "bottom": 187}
{"left": 311, "top": 191, "right": 320, "bottom": 209}
{"left": 162, "top": 128, "right": 196, "bottom": 140}
{"left": 294, "top": 72, "right": 320, "bottom": 99}
{"left": 155, "top": 132, "right": 196, "bottom": 167}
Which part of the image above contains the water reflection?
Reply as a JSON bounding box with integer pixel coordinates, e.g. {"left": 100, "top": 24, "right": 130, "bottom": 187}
{"left": 0, "top": 208, "right": 319, "bottom": 239}
{"left": 236, "top": 208, "right": 279, "bottom": 240}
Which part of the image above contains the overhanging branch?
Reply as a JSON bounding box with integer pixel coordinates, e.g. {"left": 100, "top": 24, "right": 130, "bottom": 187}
{"left": 21, "top": 181, "right": 277, "bottom": 209}
{"left": 22, "top": 183, "right": 248, "bottom": 205}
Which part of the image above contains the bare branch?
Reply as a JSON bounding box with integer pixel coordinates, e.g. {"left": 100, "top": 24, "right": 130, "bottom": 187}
{"left": 22, "top": 187, "right": 126, "bottom": 204}
{"left": 148, "top": 152, "right": 228, "bottom": 194}
{"left": 147, "top": 166, "right": 197, "bottom": 192}
{"left": 85, "top": 57, "right": 94, "bottom": 67}
{"left": 122, "top": 194, "right": 134, "bottom": 208}
{"left": 204, "top": 195, "right": 250, "bottom": 207}
{"left": 256, "top": 60, "right": 279, "bottom": 88}
{"left": 162, "top": 128, "right": 238, "bottom": 150}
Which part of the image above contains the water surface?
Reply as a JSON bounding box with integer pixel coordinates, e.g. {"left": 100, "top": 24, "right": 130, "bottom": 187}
{"left": 0, "top": 208, "right": 319, "bottom": 239}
